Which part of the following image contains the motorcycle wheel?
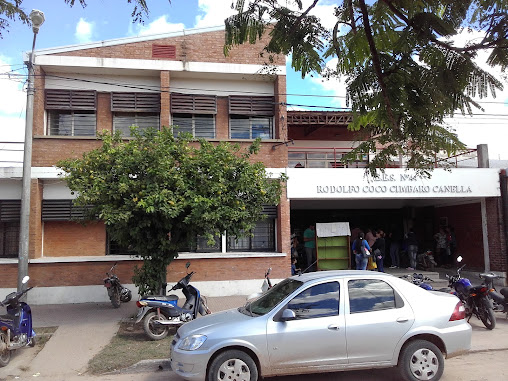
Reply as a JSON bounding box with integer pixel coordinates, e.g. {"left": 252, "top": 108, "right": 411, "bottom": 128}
{"left": 478, "top": 303, "right": 496, "bottom": 330}
{"left": 109, "top": 288, "right": 121, "bottom": 308}
{"left": 0, "top": 332, "right": 11, "bottom": 367}
{"left": 143, "top": 312, "right": 170, "bottom": 341}
{"left": 398, "top": 339, "right": 444, "bottom": 381}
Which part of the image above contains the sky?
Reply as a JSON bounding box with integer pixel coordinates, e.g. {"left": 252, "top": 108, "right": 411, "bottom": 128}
{"left": 0, "top": 0, "right": 507, "bottom": 166}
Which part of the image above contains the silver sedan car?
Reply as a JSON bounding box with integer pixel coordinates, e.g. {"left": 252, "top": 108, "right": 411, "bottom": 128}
{"left": 170, "top": 270, "right": 471, "bottom": 381}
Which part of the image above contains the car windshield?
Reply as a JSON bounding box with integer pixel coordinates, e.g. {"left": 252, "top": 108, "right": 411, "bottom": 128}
{"left": 240, "top": 278, "right": 303, "bottom": 316}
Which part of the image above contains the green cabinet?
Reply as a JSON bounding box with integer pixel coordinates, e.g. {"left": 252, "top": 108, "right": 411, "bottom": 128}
{"left": 316, "top": 223, "right": 351, "bottom": 270}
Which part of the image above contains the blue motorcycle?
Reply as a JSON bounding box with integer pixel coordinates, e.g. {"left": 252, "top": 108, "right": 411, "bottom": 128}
{"left": 0, "top": 276, "right": 36, "bottom": 367}
{"left": 135, "top": 262, "right": 211, "bottom": 340}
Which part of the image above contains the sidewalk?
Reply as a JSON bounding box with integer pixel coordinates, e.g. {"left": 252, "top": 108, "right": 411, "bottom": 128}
{"left": 1, "top": 274, "right": 507, "bottom": 381}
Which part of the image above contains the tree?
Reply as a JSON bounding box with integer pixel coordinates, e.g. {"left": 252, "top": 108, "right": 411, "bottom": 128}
{"left": 57, "top": 128, "right": 286, "bottom": 295}
{"left": 0, "top": 0, "right": 170, "bottom": 38}
{"left": 225, "top": 0, "right": 507, "bottom": 175}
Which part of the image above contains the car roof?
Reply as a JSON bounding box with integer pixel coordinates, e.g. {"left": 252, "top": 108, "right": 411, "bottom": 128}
{"left": 291, "top": 270, "right": 395, "bottom": 283}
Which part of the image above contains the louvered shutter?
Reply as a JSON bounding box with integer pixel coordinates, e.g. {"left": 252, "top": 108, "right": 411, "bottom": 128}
{"left": 152, "top": 44, "right": 176, "bottom": 59}
{"left": 229, "top": 96, "right": 274, "bottom": 116}
{"left": 171, "top": 93, "right": 217, "bottom": 114}
{"left": 111, "top": 92, "right": 160, "bottom": 112}
{"left": 45, "top": 90, "right": 96, "bottom": 110}
{"left": 42, "top": 200, "right": 90, "bottom": 221}
{"left": 0, "top": 200, "right": 21, "bottom": 222}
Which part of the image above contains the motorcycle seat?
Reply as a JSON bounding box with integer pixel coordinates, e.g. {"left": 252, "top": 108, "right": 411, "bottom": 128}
{"left": 142, "top": 295, "right": 178, "bottom": 302}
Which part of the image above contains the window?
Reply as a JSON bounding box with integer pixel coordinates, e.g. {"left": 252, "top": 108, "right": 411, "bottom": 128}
{"left": 227, "top": 219, "right": 275, "bottom": 252}
{"left": 287, "top": 282, "right": 340, "bottom": 319}
{"left": 230, "top": 116, "right": 273, "bottom": 139}
{"left": 113, "top": 112, "right": 160, "bottom": 136}
{"left": 229, "top": 95, "right": 275, "bottom": 139}
{"left": 348, "top": 279, "right": 402, "bottom": 314}
{"left": 112, "top": 92, "right": 160, "bottom": 137}
{"left": 0, "top": 200, "right": 20, "bottom": 259}
{"left": 172, "top": 114, "right": 215, "bottom": 138}
{"left": 46, "top": 90, "right": 97, "bottom": 136}
{"left": 180, "top": 234, "right": 222, "bottom": 253}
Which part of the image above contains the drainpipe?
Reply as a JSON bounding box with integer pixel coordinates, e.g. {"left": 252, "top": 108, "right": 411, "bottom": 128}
{"left": 500, "top": 169, "right": 508, "bottom": 277}
{"left": 477, "top": 144, "right": 490, "bottom": 272}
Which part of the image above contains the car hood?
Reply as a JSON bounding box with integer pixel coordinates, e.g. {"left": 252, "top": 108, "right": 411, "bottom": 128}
{"left": 177, "top": 308, "right": 254, "bottom": 338}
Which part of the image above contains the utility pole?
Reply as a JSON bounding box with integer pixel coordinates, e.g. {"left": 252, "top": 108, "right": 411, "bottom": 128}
{"left": 18, "top": 10, "right": 45, "bottom": 292}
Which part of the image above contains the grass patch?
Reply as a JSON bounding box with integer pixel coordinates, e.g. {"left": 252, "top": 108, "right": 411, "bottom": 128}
{"left": 87, "top": 321, "right": 174, "bottom": 375}
{"left": 35, "top": 326, "right": 58, "bottom": 348}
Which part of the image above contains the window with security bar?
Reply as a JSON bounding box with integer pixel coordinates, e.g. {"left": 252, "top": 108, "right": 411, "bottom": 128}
{"left": 227, "top": 219, "right": 275, "bottom": 252}
{"left": 0, "top": 222, "right": 19, "bottom": 259}
{"left": 46, "top": 90, "right": 97, "bottom": 136}
{"left": 170, "top": 93, "right": 217, "bottom": 139}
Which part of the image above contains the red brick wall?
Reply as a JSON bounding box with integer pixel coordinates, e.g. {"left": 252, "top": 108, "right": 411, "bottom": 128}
{"left": 56, "top": 29, "right": 284, "bottom": 66}
{"left": 289, "top": 125, "right": 361, "bottom": 141}
{"left": 0, "top": 256, "right": 290, "bottom": 288}
{"left": 43, "top": 221, "right": 106, "bottom": 257}
{"left": 434, "top": 199, "right": 506, "bottom": 271}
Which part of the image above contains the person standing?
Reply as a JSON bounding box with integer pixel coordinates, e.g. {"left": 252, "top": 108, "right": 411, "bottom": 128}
{"left": 352, "top": 232, "right": 371, "bottom": 270}
{"left": 372, "top": 229, "right": 386, "bottom": 272}
{"left": 388, "top": 227, "right": 401, "bottom": 268}
{"left": 303, "top": 224, "right": 316, "bottom": 271}
{"left": 406, "top": 229, "right": 418, "bottom": 270}
{"left": 434, "top": 227, "right": 447, "bottom": 267}
{"left": 365, "top": 228, "right": 376, "bottom": 248}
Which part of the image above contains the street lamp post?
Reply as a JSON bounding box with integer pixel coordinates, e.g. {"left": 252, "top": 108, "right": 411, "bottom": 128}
{"left": 18, "top": 9, "right": 45, "bottom": 293}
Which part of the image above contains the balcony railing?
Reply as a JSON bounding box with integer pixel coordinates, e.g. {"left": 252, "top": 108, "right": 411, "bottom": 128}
{"left": 288, "top": 146, "right": 479, "bottom": 169}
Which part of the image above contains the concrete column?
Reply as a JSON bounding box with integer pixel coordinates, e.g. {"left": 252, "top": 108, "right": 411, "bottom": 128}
{"left": 478, "top": 144, "right": 490, "bottom": 271}
{"left": 160, "top": 71, "right": 170, "bottom": 128}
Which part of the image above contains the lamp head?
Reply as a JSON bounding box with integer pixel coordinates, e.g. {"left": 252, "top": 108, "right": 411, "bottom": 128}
{"left": 29, "top": 9, "right": 45, "bottom": 34}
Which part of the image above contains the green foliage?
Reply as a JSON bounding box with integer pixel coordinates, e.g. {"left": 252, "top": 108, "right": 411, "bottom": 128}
{"left": 225, "top": 1, "right": 507, "bottom": 175}
{"left": 57, "top": 128, "right": 285, "bottom": 295}
{"left": 0, "top": 0, "right": 168, "bottom": 38}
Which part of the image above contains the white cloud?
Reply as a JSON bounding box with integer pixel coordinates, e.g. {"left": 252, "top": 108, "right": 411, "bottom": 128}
{"left": 131, "top": 15, "right": 185, "bottom": 36}
{"left": 75, "top": 18, "right": 95, "bottom": 43}
{"left": 194, "top": 0, "right": 236, "bottom": 29}
{"left": 0, "top": 57, "right": 26, "bottom": 118}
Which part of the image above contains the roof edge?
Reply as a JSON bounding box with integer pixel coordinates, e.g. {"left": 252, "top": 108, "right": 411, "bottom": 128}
{"left": 28, "top": 24, "right": 225, "bottom": 57}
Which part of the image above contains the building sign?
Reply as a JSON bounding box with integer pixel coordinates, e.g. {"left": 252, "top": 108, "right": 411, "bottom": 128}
{"left": 284, "top": 168, "right": 501, "bottom": 200}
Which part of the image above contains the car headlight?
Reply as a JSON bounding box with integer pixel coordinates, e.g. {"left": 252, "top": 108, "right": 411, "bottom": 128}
{"left": 178, "top": 334, "right": 207, "bottom": 351}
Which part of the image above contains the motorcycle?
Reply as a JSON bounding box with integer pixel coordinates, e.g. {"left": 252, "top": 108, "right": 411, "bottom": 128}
{"left": 478, "top": 272, "right": 508, "bottom": 316}
{"left": 104, "top": 262, "right": 132, "bottom": 308}
{"left": 400, "top": 273, "right": 435, "bottom": 290}
{"left": 416, "top": 250, "right": 437, "bottom": 271}
{"left": 135, "top": 262, "right": 211, "bottom": 340}
{"left": 447, "top": 257, "right": 496, "bottom": 330}
{"left": 0, "top": 276, "right": 36, "bottom": 367}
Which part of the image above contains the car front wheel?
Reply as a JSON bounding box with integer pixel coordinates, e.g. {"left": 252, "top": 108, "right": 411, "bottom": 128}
{"left": 399, "top": 339, "right": 444, "bottom": 381}
{"left": 207, "top": 349, "right": 258, "bottom": 381}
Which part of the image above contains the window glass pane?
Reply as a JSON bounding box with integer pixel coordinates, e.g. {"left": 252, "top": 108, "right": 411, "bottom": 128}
{"left": 0, "top": 222, "right": 19, "bottom": 258}
{"left": 230, "top": 116, "right": 250, "bottom": 139}
{"left": 114, "top": 113, "right": 159, "bottom": 137}
{"left": 228, "top": 234, "right": 250, "bottom": 250}
{"left": 307, "top": 153, "right": 327, "bottom": 159}
{"left": 348, "top": 279, "right": 396, "bottom": 314}
{"left": 48, "top": 111, "right": 96, "bottom": 136}
{"left": 287, "top": 282, "right": 340, "bottom": 319}
{"left": 172, "top": 114, "right": 193, "bottom": 136}
{"left": 194, "top": 114, "right": 215, "bottom": 138}
{"left": 251, "top": 117, "right": 272, "bottom": 139}
{"left": 288, "top": 153, "right": 306, "bottom": 160}
{"left": 227, "top": 220, "right": 275, "bottom": 252}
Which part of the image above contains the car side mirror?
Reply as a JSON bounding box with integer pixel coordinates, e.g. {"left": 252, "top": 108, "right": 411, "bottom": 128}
{"left": 280, "top": 309, "right": 296, "bottom": 322}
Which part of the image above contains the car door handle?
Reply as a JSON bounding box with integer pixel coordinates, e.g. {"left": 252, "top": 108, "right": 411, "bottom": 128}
{"left": 396, "top": 317, "right": 409, "bottom": 323}
{"left": 328, "top": 324, "right": 340, "bottom": 330}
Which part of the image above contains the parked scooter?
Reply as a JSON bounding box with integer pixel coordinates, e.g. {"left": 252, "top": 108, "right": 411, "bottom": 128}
{"left": 135, "top": 262, "right": 210, "bottom": 340}
{"left": 478, "top": 272, "right": 508, "bottom": 316}
{"left": 103, "top": 262, "right": 132, "bottom": 308}
{"left": 447, "top": 257, "right": 496, "bottom": 330}
{"left": 0, "top": 276, "right": 36, "bottom": 367}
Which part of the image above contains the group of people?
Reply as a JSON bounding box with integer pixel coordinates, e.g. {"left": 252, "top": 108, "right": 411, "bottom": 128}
{"left": 291, "top": 223, "right": 457, "bottom": 274}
